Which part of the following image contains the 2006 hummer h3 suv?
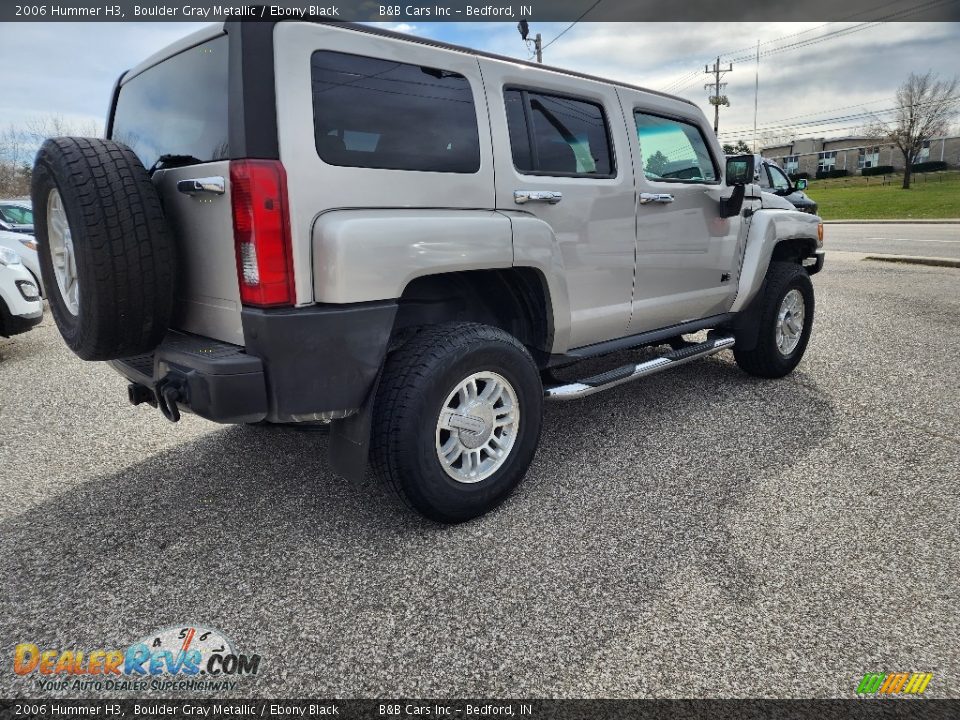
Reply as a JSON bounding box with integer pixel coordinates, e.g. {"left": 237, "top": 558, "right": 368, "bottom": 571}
{"left": 33, "top": 21, "right": 824, "bottom": 522}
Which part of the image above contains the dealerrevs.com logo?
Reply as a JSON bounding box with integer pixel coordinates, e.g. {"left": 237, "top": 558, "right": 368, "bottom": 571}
{"left": 14, "top": 625, "right": 261, "bottom": 692}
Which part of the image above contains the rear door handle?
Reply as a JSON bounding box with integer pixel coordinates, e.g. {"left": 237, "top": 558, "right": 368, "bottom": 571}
{"left": 640, "top": 192, "right": 674, "bottom": 204}
{"left": 177, "top": 177, "right": 225, "bottom": 196}
{"left": 514, "top": 190, "right": 563, "bottom": 205}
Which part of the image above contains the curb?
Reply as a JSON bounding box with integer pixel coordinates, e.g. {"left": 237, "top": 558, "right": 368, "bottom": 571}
{"left": 824, "top": 219, "right": 960, "bottom": 224}
{"left": 863, "top": 254, "right": 960, "bottom": 269}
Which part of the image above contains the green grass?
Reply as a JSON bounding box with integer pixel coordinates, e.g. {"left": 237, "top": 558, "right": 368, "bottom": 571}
{"left": 807, "top": 171, "right": 960, "bottom": 220}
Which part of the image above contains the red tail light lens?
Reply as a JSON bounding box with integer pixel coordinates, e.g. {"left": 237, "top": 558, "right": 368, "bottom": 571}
{"left": 230, "top": 159, "right": 295, "bottom": 307}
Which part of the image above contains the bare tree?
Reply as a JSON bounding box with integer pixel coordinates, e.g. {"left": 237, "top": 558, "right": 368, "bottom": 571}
{"left": 0, "top": 115, "right": 102, "bottom": 197}
{"left": 870, "top": 72, "right": 958, "bottom": 189}
{"left": 22, "top": 114, "right": 101, "bottom": 146}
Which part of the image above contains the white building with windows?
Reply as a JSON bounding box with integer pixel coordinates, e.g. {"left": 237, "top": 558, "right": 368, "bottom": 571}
{"left": 762, "top": 135, "right": 959, "bottom": 176}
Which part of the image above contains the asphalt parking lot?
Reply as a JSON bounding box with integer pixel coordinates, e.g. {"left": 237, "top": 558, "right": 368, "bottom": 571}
{"left": 1, "top": 246, "right": 958, "bottom": 699}
{"left": 826, "top": 223, "right": 960, "bottom": 259}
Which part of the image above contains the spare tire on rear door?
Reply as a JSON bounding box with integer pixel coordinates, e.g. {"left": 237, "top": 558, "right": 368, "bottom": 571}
{"left": 31, "top": 137, "right": 176, "bottom": 361}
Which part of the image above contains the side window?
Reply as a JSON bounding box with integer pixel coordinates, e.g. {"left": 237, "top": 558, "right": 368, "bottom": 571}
{"left": 768, "top": 164, "right": 791, "bottom": 192}
{"left": 504, "top": 89, "right": 614, "bottom": 177}
{"left": 634, "top": 112, "right": 718, "bottom": 183}
{"left": 310, "top": 51, "right": 481, "bottom": 173}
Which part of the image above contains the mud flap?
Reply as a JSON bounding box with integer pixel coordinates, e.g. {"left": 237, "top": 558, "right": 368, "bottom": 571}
{"left": 727, "top": 278, "right": 768, "bottom": 352}
{"left": 328, "top": 371, "right": 382, "bottom": 483}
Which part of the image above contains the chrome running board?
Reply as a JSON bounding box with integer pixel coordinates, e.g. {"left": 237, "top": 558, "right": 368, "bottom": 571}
{"left": 544, "top": 334, "right": 736, "bottom": 401}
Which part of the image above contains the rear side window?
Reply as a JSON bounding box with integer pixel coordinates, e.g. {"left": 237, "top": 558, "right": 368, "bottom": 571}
{"left": 504, "top": 89, "right": 614, "bottom": 178}
{"left": 111, "top": 35, "right": 229, "bottom": 171}
{"left": 311, "top": 51, "right": 481, "bottom": 173}
{"left": 634, "top": 112, "right": 718, "bottom": 183}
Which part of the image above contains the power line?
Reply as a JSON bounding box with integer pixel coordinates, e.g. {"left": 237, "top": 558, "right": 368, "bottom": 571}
{"left": 716, "top": 96, "right": 960, "bottom": 139}
{"left": 726, "top": 0, "right": 956, "bottom": 63}
{"left": 713, "top": 0, "right": 910, "bottom": 61}
{"left": 540, "top": 0, "right": 605, "bottom": 52}
{"left": 660, "top": 0, "right": 954, "bottom": 94}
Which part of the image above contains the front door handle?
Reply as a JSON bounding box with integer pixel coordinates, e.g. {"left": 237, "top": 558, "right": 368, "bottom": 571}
{"left": 177, "top": 177, "right": 225, "bottom": 196}
{"left": 514, "top": 190, "right": 563, "bottom": 205}
{"left": 640, "top": 192, "right": 674, "bottom": 205}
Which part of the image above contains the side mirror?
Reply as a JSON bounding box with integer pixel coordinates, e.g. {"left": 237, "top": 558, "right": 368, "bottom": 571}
{"left": 719, "top": 185, "right": 744, "bottom": 219}
{"left": 725, "top": 154, "right": 755, "bottom": 186}
{"left": 795, "top": 178, "right": 808, "bottom": 191}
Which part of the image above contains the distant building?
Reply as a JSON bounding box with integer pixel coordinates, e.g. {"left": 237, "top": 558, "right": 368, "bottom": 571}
{"left": 761, "top": 135, "right": 960, "bottom": 176}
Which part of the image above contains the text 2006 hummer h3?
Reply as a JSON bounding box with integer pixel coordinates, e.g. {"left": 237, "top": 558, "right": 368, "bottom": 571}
{"left": 33, "top": 21, "right": 824, "bottom": 523}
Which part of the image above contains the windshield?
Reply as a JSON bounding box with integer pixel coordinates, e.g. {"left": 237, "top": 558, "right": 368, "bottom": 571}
{"left": 111, "top": 35, "right": 229, "bottom": 170}
{"left": 0, "top": 205, "right": 33, "bottom": 224}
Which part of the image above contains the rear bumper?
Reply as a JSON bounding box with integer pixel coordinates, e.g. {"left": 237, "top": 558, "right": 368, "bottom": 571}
{"left": 109, "top": 331, "right": 269, "bottom": 424}
{"left": 110, "top": 300, "right": 398, "bottom": 424}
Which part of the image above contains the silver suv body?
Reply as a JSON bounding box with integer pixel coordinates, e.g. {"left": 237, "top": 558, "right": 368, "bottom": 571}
{"left": 35, "top": 22, "right": 824, "bottom": 521}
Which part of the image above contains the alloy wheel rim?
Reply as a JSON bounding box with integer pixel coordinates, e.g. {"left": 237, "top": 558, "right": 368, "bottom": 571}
{"left": 47, "top": 188, "right": 79, "bottom": 316}
{"left": 435, "top": 371, "right": 520, "bottom": 484}
{"left": 776, "top": 288, "right": 805, "bottom": 356}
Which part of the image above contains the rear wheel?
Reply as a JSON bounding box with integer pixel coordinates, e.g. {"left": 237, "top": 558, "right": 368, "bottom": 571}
{"left": 734, "top": 261, "right": 815, "bottom": 378}
{"left": 370, "top": 322, "right": 543, "bottom": 523}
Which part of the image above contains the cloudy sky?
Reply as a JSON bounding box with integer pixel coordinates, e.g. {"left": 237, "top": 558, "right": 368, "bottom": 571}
{"left": 1, "top": 21, "right": 958, "bottom": 148}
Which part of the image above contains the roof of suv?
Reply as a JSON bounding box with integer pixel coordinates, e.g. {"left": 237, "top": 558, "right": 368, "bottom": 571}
{"left": 127, "top": 21, "right": 697, "bottom": 109}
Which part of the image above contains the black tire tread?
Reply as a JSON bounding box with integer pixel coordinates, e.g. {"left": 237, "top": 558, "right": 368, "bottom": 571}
{"left": 369, "top": 322, "right": 537, "bottom": 516}
{"left": 733, "top": 261, "right": 814, "bottom": 378}
{"left": 32, "top": 137, "right": 175, "bottom": 360}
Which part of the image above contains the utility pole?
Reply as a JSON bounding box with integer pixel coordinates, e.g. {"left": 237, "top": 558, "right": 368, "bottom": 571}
{"left": 752, "top": 40, "right": 760, "bottom": 152}
{"left": 704, "top": 56, "right": 732, "bottom": 134}
{"left": 517, "top": 21, "right": 543, "bottom": 63}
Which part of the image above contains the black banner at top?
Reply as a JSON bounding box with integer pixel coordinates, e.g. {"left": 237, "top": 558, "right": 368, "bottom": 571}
{"left": 2, "top": 0, "right": 960, "bottom": 22}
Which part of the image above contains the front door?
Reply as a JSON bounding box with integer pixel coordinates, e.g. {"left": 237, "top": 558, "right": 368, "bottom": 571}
{"left": 619, "top": 90, "right": 743, "bottom": 333}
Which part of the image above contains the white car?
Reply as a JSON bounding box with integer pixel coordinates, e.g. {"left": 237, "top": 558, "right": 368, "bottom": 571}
{"left": 0, "top": 228, "right": 43, "bottom": 297}
{"left": 0, "top": 246, "right": 43, "bottom": 337}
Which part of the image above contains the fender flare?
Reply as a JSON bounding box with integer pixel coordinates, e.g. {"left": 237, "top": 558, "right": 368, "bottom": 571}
{"left": 730, "top": 209, "right": 821, "bottom": 314}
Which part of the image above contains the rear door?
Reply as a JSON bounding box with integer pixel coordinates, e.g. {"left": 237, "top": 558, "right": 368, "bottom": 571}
{"left": 619, "top": 90, "right": 743, "bottom": 333}
{"left": 110, "top": 31, "right": 243, "bottom": 345}
{"left": 480, "top": 60, "right": 637, "bottom": 349}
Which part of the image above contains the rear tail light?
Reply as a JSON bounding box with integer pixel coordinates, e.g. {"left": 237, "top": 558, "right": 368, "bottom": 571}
{"left": 230, "top": 159, "right": 295, "bottom": 307}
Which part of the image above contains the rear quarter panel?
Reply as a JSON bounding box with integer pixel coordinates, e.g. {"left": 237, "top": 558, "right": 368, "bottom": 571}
{"left": 272, "top": 22, "right": 496, "bottom": 305}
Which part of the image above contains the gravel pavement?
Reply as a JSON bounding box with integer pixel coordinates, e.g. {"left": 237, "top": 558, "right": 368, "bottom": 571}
{"left": 1, "top": 251, "right": 957, "bottom": 699}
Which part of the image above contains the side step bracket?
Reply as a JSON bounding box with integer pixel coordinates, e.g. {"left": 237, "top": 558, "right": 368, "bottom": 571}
{"left": 544, "top": 334, "right": 735, "bottom": 401}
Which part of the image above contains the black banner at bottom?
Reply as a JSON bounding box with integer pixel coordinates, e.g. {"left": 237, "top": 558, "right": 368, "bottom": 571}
{"left": 2, "top": 700, "right": 960, "bottom": 720}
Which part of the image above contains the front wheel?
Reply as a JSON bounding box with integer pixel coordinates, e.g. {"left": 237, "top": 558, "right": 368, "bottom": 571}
{"left": 370, "top": 322, "right": 544, "bottom": 523}
{"left": 734, "top": 262, "right": 815, "bottom": 378}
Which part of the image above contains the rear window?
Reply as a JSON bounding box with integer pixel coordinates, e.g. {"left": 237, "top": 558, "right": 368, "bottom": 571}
{"left": 111, "top": 35, "right": 229, "bottom": 171}
{"left": 504, "top": 89, "right": 614, "bottom": 178}
{"left": 310, "top": 51, "right": 481, "bottom": 174}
